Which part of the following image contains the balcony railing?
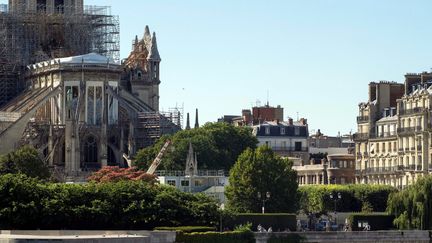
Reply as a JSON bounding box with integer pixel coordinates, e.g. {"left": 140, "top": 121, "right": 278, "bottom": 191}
{"left": 373, "top": 132, "right": 397, "bottom": 138}
{"left": 365, "top": 166, "right": 403, "bottom": 174}
{"left": 399, "top": 107, "right": 426, "bottom": 116}
{"left": 397, "top": 126, "right": 422, "bottom": 134}
{"left": 156, "top": 170, "right": 227, "bottom": 177}
{"left": 357, "top": 116, "right": 369, "bottom": 123}
{"left": 353, "top": 133, "right": 370, "bottom": 141}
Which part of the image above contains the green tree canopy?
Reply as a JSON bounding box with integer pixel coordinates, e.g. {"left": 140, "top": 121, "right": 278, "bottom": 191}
{"left": 387, "top": 175, "right": 432, "bottom": 230}
{"left": 225, "top": 146, "right": 299, "bottom": 213}
{"left": 134, "top": 122, "right": 258, "bottom": 171}
{"left": 0, "top": 146, "right": 50, "bottom": 179}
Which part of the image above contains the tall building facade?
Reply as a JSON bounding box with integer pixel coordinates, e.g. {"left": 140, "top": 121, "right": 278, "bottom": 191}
{"left": 355, "top": 74, "right": 432, "bottom": 188}
{"left": 252, "top": 118, "right": 309, "bottom": 162}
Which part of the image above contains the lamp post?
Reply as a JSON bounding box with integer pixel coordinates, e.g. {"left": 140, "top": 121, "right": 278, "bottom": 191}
{"left": 329, "top": 192, "right": 342, "bottom": 225}
{"left": 258, "top": 191, "right": 271, "bottom": 214}
{"left": 219, "top": 203, "right": 225, "bottom": 232}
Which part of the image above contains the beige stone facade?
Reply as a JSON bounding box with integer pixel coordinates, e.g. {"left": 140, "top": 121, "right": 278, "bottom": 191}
{"left": 355, "top": 74, "right": 432, "bottom": 188}
{"left": 294, "top": 154, "right": 355, "bottom": 186}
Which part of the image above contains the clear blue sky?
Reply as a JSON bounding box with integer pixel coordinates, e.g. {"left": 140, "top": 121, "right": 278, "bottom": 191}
{"left": 3, "top": 0, "right": 432, "bottom": 136}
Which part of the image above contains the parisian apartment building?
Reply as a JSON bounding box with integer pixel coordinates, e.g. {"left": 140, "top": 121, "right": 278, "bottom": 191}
{"left": 354, "top": 72, "right": 432, "bottom": 188}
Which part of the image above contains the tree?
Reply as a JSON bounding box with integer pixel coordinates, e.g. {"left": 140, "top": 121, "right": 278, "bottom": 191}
{"left": 387, "top": 175, "right": 432, "bottom": 230}
{"left": 0, "top": 146, "right": 50, "bottom": 179}
{"left": 87, "top": 166, "right": 157, "bottom": 184}
{"left": 225, "top": 146, "right": 299, "bottom": 213}
{"left": 134, "top": 122, "right": 258, "bottom": 171}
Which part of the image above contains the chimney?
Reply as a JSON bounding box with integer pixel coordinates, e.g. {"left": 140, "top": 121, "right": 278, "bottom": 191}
{"left": 299, "top": 118, "right": 307, "bottom": 125}
{"left": 288, "top": 118, "right": 293, "bottom": 125}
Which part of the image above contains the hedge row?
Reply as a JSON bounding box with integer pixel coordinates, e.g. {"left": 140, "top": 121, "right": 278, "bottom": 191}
{"left": 348, "top": 213, "right": 395, "bottom": 231}
{"left": 154, "top": 226, "right": 216, "bottom": 233}
{"left": 0, "top": 174, "right": 219, "bottom": 230}
{"left": 225, "top": 213, "right": 296, "bottom": 232}
{"left": 299, "top": 184, "right": 396, "bottom": 213}
{"left": 175, "top": 231, "right": 255, "bottom": 243}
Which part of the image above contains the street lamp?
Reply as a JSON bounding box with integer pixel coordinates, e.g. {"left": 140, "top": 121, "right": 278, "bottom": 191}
{"left": 219, "top": 203, "right": 225, "bottom": 232}
{"left": 258, "top": 191, "right": 271, "bottom": 214}
{"left": 329, "top": 192, "right": 342, "bottom": 225}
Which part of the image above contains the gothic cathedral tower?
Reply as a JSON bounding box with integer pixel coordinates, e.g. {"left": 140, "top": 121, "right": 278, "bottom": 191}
{"left": 123, "top": 26, "right": 161, "bottom": 111}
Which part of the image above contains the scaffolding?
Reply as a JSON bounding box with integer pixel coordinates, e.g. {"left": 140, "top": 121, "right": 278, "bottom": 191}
{"left": 0, "top": 2, "right": 120, "bottom": 107}
{"left": 134, "top": 110, "right": 182, "bottom": 150}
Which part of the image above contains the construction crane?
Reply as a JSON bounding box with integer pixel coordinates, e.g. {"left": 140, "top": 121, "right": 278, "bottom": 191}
{"left": 146, "top": 140, "right": 171, "bottom": 174}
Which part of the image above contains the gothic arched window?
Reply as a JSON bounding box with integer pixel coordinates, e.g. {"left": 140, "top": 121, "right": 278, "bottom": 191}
{"left": 84, "top": 136, "right": 98, "bottom": 163}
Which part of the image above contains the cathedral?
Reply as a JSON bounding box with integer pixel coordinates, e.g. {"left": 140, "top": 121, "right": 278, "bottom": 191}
{"left": 0, "top": 0, "right": 180, "bottom": 180}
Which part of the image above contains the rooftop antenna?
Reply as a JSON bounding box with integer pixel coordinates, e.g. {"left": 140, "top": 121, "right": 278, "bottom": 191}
{"left": 296, "top": 112, "right": 299, "bottom": 121}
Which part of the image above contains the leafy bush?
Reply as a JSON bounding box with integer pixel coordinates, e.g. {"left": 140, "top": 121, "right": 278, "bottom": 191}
{"left": 0, "top": 174, "right": 220, "bottom": 230}
{"left": 299, "top": 184, "right": 396, "bottom": 213}
{"left": 154, "top": 226, "right": 216, "bottom": 233}
{"left": 87, "top": 166, "right": 157, "bottom": 183}
{"left": 0, "top": 146, "right": 50, "bottom": 179}
{"left": 225, "top": 213, "right": 296, "bottom": 232}
{"left": 348, "top": 213, "right": 395, "bottom": 231}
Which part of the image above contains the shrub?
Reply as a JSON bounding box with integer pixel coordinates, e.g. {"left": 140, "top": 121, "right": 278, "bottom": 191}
{"left": 154, "top": 226, "right": 216, "bottom": 233}
{"left": 225, "top": 213, "right": 296, "bottom": 232}
{"left": 299, "top": 184, "right": 396, "bottom": 213}
{"left": 0, "top": 174, "right": 219, "bottom": 230}
{"left": 87, "top": 166, "right": 157, "bottom": 184}
{"left": 348, "top": 213, "right": 395, "bottom": 231}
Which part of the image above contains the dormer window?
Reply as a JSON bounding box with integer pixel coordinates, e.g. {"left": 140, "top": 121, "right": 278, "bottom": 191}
{"left": 265, "top": 127, "right": 270, "bottom": 135}
{"left": 280, "top": 127, "right": 285, "bottom": 135}
{"left": 294, "top": 127, "right": 300, "bottom": 136}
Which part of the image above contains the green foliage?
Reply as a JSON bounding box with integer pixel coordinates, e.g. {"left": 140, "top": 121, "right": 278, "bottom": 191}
{"left": 154, "top": 226, "right": 216, "bottom": 233}
{"left": 134, "top": 123, "right": 258, "bottom": 171}
{"left": 0, "top": 146, "right": 50, "bottom": 179}
{"left": 87, "top": 166, "right": 157, "bottom": 184}
{"left": 298, "top": 184, "right": 396, "bottom": 213}
{"left": 233, "top": 222, "right": 252, "bottom": 232}
{"left": 387, "top": 175, "right": 432, "bottom": 230}
{"left": 0, "top": 174, "right": 220, "bottom": 229}
{"left": 225, "top": 213, "right": 297, "bottom": 232}
{"left": 225, "top": 146, "right": 298, "bottom": 213}
{"left": 348, "top": 213, "right": 395, "bottom": 231}
{"left": 175, "top": 231, "right": 254, "bottom": 243}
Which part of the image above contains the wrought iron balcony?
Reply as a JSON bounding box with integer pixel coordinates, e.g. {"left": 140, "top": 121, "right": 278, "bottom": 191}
{"left": 397, "top": 126, "right": 422, "bottom": 134}
{"left": 357, "top": 116, "right": 369, "bottom": 123}
{"left": 365, "top": 166, "right": 402, "bottom": 175}
{"left": 353, "top": 133, "right": 370, "bottom": 141}
{"left": 399, "top": 107, "right": 426, "bottom": 116}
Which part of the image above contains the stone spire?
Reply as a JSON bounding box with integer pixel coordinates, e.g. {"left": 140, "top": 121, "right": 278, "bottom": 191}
{"left": 148, "top": 32, "right": 161, "bottom": 61}
{"left": 144, "top": 25, "right": 152, "bottom": 50}
{"left": 194, "top": 109, "right": 199, "bottom": 129}
{"left": 185, "top": 112, "right": 191, "bottom": 130}
{"left": 185, "top": 142, "right": 198, "bottom": 176}
{"left": 134, "top": 35, "right": 139, "bottom": 50}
